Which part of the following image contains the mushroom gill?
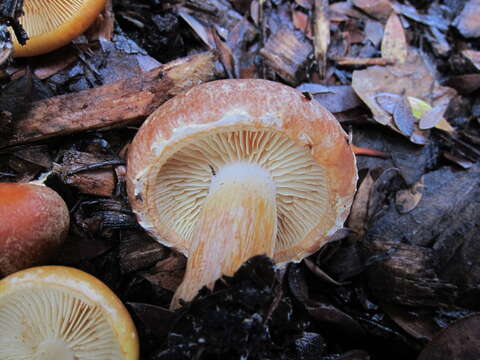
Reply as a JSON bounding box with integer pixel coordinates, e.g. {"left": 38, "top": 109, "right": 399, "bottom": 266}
{"left": 11, "top": 0, "right": 107, "bottom": 57}
{"left": 152, "top": 128, "right": 328, "bottom": 255}
{"left": 0, "top": 286, "right": 123, "bottom": 360}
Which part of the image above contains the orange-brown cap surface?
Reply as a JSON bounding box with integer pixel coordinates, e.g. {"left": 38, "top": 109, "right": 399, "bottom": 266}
{"left": 0, "top": 182, "right": 69, "bottom": 276}
{"left": 11, "top": 0, "right": 107, "bottom": 57}
{"left": 127, "top": 79, "right": 357, "bottom": 264}
{"left": 0, "top": 265, "right": 139, "bottom": 359}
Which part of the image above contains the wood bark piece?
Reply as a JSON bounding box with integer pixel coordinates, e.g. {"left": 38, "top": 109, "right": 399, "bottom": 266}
{"left": 2, "top": 51, "right": 218, "bottom": 148}
{"left": 260, "top": 27, "right": 313, "bottom": 85}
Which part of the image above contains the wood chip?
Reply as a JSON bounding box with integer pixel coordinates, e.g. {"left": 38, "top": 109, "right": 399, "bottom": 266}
{"left": 260, "top": 27, "right": 313, "bottom": 85}
{"left": 56, "top": 150, "right": 117, "bottom": 197}
{"left": 1, "top": 52, "right": 218, "bottom": 148}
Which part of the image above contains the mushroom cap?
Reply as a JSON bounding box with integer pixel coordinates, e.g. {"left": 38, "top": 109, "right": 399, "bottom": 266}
{"left": 0, "top": 182, "right": 70, "bottom": 276}
{"left": 11, "top": 0, "right": 107, "bottom": 57}
{"left": 127, "top": 79, "right": 357, "bottom": 264}
{"left": 0, "top": 266, "right": 139, "bottom": 359}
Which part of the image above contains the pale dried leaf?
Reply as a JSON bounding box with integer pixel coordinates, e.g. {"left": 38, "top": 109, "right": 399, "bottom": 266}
{"left": 407, "top": 96, "right": 431, "bottom": 119}
{"left": 393, "top": 95, "right": 415, "bottom": 136}
{"left": 352, "top": 50, "right": 456, "bottom": 134}
{"left": 419, "top": 105, "right": 446, "bottom": 130}
{"left": 382, "top": 12, "right": 408, "bottom": 64}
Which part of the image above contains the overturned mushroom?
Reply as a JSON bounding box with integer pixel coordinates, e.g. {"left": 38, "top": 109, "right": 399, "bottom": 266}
{"left": 0, "top": 266, "right": 139, "bottom": 359}
{"left": 126, "top": 79, "right": 357, "bottom": 309}
{"left": 10, "top": 0, "right": 107, "bottom": 57}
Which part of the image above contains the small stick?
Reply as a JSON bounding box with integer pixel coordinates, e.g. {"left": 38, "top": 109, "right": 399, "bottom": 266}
{"left": 335, "top": 57, "right": 393, "bottom": 66}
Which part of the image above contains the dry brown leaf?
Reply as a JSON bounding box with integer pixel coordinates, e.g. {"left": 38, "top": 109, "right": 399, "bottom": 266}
{"left": 313, "top": 0, "right": 330, "bottom": 78}
{"left": 352, "top": 50, "right": 456, "bottom": 137}
{"left": 352, "top": 0, "right": 392, "bottom": 21}
{"left": 395, "top": 176, "right": 424, "bottom": 214}
{"left": 382, "top": 304, "right": 439, "bottom": 342}
{"left": 418, "top": 314, "right": 480, "bottom": 360}
{"left": 381, "top": 12, "right": 408, "bottom": 64}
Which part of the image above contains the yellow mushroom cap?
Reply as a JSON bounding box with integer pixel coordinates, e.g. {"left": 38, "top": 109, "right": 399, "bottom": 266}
{"left": 11, "top": 0, "right": 107, "bottom": 57}
{"left": 0, "top": 266, "right": 139, "bottom": 360}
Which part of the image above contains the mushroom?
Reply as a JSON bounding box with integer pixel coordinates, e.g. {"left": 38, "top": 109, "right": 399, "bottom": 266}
{"left": 0, "top": 265, "right": 139, "bottom": 359}
{"left": 10, "top": 0, "right": 107, "bottom": 57}
{"left": 0, "top": 182, "right": 69, "bottom": 276}
{"left": 126, "top": 79, "right": 357, "bottom": 309}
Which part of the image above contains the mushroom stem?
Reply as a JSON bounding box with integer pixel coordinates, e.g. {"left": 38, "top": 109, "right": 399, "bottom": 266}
{"left": 171, "top": 162, "right": 277, "bottom": 309}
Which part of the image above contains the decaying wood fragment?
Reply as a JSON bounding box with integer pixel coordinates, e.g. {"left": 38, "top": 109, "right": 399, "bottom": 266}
{"left": 119, "top": 231, "right": 167, "bottom": 274}
{"left": 313, "top": 0, "right": 330, "bottom": 78}
{"left": 54, "top": 150, "right": 119, "bottom": 197}
{"left": 2, "top": 52, "right": 218, "bottom": 147}
{"left": 260, "top": 27, "right": 313, "bottom": 85}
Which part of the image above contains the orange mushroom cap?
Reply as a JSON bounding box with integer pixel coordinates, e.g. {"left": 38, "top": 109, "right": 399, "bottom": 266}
{"left": 0, "top": 182, "right": 69, "bottom": 276}
{"left": 0, "top": 266, "right": 139, "bottom": 359}
{"left": 126, "top": 79, "right": 357, "bottom": 307}
{"left": 10, "top": 0, "right": 107, "bottom": 57}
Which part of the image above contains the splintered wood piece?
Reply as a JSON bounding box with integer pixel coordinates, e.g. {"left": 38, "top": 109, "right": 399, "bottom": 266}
{"left": 55, "top": 150, "right": 118, "bottom": 197}
{"left": 3, "top": 52, "right": 218, "bottom": 147}
{"left": 260, "top": 27, "right": 313, "bottom": 85}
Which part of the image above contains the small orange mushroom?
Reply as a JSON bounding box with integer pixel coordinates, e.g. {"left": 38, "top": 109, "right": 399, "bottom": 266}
{"left": 0, "top": 182, "right": 69, "bottom": 276}
{"left": 0, "top": 266, "right": 139, "bottom": 359}
{"left": 126, "top": 79, "right": 358, "bottom": 309}
{"left": 10, "top": 0, "right": 107, "bottom": 57}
